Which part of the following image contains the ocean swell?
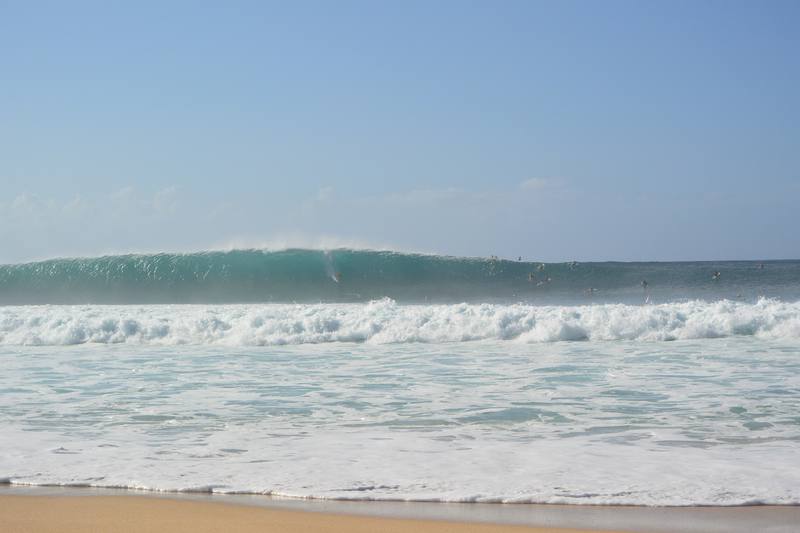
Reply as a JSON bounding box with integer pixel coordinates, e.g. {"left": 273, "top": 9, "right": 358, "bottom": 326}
{"left": 1, "top": 249, "right": 797, "bottom": 304}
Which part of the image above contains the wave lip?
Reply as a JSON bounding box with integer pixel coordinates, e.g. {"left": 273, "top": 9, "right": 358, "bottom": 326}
{"left": 1, "top": 298, "right": 798, "bottom": 346}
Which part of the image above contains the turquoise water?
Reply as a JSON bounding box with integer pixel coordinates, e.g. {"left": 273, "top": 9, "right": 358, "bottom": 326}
{"left": 1, "top": 249, "right": 799, "bottom": 505}
{"left": 1, "top": 249, "right": 797, "bottom": 304}
{"left": 1, "top": 338, "right": 799, "bottom": 505}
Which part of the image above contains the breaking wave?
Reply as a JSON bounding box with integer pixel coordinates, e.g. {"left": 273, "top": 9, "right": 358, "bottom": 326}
{"left": 1, "top": 298, "right": 798, "bottom": 346}
{"left": 1, "top": 248, "right": 798, "bottom": 305}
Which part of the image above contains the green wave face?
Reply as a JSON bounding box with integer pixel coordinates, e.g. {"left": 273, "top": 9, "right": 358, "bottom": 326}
{"left": 0, "top": 249, "right": 798, "bottom": 304}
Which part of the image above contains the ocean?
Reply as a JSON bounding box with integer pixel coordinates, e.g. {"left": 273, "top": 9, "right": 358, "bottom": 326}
{"left": 1, "top": 249, "right": 799, "bottom": 506}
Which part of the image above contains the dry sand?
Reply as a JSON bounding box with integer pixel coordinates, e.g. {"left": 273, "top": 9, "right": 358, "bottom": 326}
{"left": 0, "top": 495, "right": 620, "bottom": 533}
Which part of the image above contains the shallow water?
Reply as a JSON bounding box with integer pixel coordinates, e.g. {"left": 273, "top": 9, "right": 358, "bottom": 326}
{"left": 2, "top": 334, "right": 799, "bottom": 505}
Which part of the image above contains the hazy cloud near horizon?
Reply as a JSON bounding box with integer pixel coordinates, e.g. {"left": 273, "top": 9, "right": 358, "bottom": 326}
{"left": 0, "top": 178, "right": 796, "bottom": 263}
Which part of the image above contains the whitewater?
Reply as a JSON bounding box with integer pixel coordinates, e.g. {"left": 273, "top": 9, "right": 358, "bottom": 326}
{"left": 1, "top": 298, "right": 800, "bottom": 346}
{"left": 1, "top": 250, "right": 799, "bottom": 506}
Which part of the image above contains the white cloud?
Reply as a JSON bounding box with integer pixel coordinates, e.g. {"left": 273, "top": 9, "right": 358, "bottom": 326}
{"left": 11, "top": 193, "right": 39, "bottom": 212}
{"left": 152, "top": 186, "right": 179, "bottom": 214}
{"left": 210, "top": 201, "right": 234, "bottom": 218}
{"left": 10, "top": 194, "right": 29, "bottom": 210}
{"left": 108, "top": 185, "right": 183, "bottom": 214}
{"left": 315, "top": 186, "right": 334, "bottom": 203}
{"left": 62, "top": 194, "right": 88, "bottom": 215}
{"left": 110, "top": 186, "right": 135, "bottom": 203}
{"left": 378, "top": 187, "right": 496, "bottom": 207}
{"left": 385, "top": 187, "right": 462, "bottom": 204}
{"left": 0, "top": 192, "right": 85, "bottom": 223}
{"left": 519, "top": 178, "right": 549, "bottom": 191}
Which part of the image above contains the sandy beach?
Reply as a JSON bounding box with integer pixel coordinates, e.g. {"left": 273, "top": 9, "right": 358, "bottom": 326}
{"left": 3, "top": 491, "right": 800, "bottom": 533}
{"left": 0, "top": 495, "right": 617, "bottom": 533}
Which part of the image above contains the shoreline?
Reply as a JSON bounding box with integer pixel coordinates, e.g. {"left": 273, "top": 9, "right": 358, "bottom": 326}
{"left": 2, "top": 486, "right": 799, "bottom": 533}
{"left": 0, "top": 494, "right": 617, "bottom": 533}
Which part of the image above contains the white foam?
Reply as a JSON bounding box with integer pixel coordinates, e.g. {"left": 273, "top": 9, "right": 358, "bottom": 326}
{"left": 0, "top": 298, "right": 799, "bottom": 346}
{"left": 2, "top": 424, "right": 799, "bottom": 505}
{"left": 1, "top": 335, "right": 799, "bottom": 506}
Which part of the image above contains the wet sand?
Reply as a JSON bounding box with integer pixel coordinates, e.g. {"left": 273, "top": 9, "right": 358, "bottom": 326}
{"left": 0, "top": 495, "right": 616, "bottom": 533}
{"left": 1, "top": 487, "right": 799, "bottom": 533}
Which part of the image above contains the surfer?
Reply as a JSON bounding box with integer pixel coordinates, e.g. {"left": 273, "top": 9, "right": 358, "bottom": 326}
{"left": 528, "top": 272, "right": 535, "bottom": 282}
{"left": 537, "top": 263, "right": 545, "bottom": 271}
{"left": 712, "top": 271, "right": 721, "bottom": 281}
{"left": 758, "top": 263, "right": 764, "bottom": 269}
{"left": 641, "top": 280, "right": 648, "bottom": 290}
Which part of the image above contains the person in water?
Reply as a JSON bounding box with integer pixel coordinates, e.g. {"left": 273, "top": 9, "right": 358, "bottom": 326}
{"left": 712, "top": 271, "right": 721, "bottom": 280}
{"left": 528, "top": 272, "right": 535, "bottom": 282}
{"left": 641, "top": 280, "right": 648, "bottom": 290}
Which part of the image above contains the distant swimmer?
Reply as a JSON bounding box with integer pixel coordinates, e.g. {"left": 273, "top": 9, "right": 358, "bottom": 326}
{"left": 334, "top": 272, "right": 342, "bottom": 283}
{"left": 568, "top": 261, "right": 579, "bottom": 270}
{"left": 537, "top": 263, "right": 546, "bottom": 271}
{"left": 758, "top": 263, "right": 764, "bottom": 270}
{"left": 528, "top": 272, "right": 536, "bottom": 282}
{"left": 518, "top": 256, "right": 522, "bottom": 261}
{"left": 585, "top": 287, "right": 597, "bottom": 296}
{"left": 536, "top": 276, "right": 552, "bottom": 286}
{"left": 641, "top": 280, "right": 649, "bottom": 290}
{"left": 712, "top": 271, "right": 721, "bottom": 281}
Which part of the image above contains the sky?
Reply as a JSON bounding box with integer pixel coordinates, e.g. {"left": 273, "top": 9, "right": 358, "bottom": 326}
{"left": 1, "top": 0, "right": 798, "bottom": 263}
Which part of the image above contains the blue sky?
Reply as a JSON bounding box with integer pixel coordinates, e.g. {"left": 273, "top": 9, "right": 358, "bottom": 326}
{"left": 1, "top": 0, "right": 798, "bottom": 262}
